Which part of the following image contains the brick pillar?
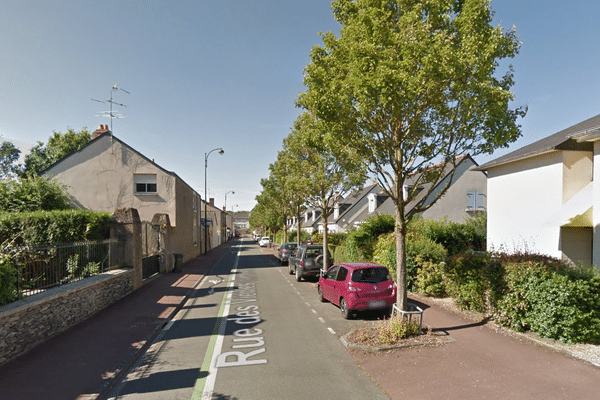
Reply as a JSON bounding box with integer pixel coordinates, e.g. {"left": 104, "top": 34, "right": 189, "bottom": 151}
{"left": 151, "top": 213, "right": 173, "bottom": 273}
{"left": 111, "top": 208, "right": 143, "bottom": 290}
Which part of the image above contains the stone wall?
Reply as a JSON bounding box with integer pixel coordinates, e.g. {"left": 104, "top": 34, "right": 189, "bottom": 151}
{"left": 0, "top": 268, "right": 133, "bottom": 366}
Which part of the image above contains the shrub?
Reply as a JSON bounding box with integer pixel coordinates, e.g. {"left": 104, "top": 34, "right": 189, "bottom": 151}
{"left": 409, "top": 216, "right": 485, "bottom": 256}
{"left": 444, "top": 253, "right": 490, "bottom": 312}
{"left": 373, "top": 232, "right": 396, "bottom": 277}
{"left": 0, "top": 210, "right": 112, "bottom": 245}
{"left": 415, "top": 257, "right": 446, "bottom": 297}
{"left": 526, "top": 273, "right": 600, "bottom": 344}
{"left": 333, "top": 244, "right": 350, "bottom": 263}
{"left": 378, "top": 316, "right": 421, "bottom": 344}
{"left": 406, "top": 232, "right": 447, "bottom": 291}
{"left": 0, "top": 176, "right": 71, "bottom": 212}
{"left": 493, "top": 258, "right": 565, "bottom": 331}
{"left": 345, "top": 214, "right": 395, "bottom": 261}
{"left": 0, "top": 254, "right": 18, "bottom": 305}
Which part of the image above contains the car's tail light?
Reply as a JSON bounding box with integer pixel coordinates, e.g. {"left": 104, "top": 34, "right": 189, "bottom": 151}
{"left": 300, "top": 260, "right": 304, "bottom": 267}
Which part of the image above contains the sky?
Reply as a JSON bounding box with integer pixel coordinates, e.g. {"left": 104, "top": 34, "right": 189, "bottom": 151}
{"left": 2, "top": 1, "right": 600, "bottom": 213}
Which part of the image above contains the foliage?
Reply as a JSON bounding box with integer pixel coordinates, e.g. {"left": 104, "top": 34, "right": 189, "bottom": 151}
{"left": 373, "top": 232, "right": 396, "bottom": 275}
{"left": 526, "top": 273, "right": 600, "bottom": 344}
{"left": 415, "top": 257, "right": 446, "bottom": 297}
{"left": 406, "top": 232, "right": 447, "bottom": 291}
{"left": 378, "top": 315, "right": 421, "bottom": 344}
{"left": 333, "top": 244, "right": 350, "bottom": 264}
{"left": 346, "top": 214, "right": 395, "bottom": 262}
{"left": 0, "top": 176, "right": 71, "bottom": 212}
{"left": 443, "top": 253, "right": 491, "bottom": 312}
{"left": 0, "top": 253, "right": 18, "bottom": 305}
{"left": 409, "top": 215, "right": 486, "bottom": 256}
{"left": 0, "top": 210, "right": 112, "bottom": 245}
{"left": 297, "top": 0, "right": 525, "bottom": 310}
{"left": 0, "top": 141, "right": 22, "bottom": 180}
{"left": 22, "top": 128, "right": 91, "bottom": 176}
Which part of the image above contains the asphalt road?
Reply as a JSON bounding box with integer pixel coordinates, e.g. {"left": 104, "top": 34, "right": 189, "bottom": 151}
{"left": 105, "top": 238, "right": 389, "bottom": 400}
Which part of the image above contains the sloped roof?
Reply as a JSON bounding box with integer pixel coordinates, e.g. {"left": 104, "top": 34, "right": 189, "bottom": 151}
{"left": 40, "top": 132, "right": 201, "bottom": 201}
{"left": 477, "top": 113, "right": 600, "bottom": 171}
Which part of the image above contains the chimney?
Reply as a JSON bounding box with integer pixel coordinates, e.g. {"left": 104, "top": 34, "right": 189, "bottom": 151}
{"left": 223, "top": 206, "right": 226, "bottom": 212}
{"left": 209, "top": 198, "right": 215, "bottom": 207}
{"left": 92, "top": 124, "right": 111, "bottom": 139}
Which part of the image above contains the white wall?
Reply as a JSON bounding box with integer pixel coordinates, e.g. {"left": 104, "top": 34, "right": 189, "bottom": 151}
{"left": 486, "top": 152, "right": 563, "bottom": 256}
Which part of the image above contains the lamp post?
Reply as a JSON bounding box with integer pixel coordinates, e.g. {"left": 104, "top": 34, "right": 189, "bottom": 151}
{"left": 205, "top": 147, "right": 224, "bottom": 254}
{"left": 224, "top": 190, "right": 235, "bottom": 211}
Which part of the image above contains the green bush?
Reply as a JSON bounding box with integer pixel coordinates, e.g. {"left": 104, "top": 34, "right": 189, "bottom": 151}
{"left": 0, "top": 210, "right": 112, "bottom": 245}
{"left": 493, "top": 258, "right": 564, "bottom": 331}
{"left": 0, "top": 176, "right": 71, "bottom": 212}
{"left": 378, "top": 315, "right": 421, "bottom": 344}
{"left": 373, "top": 232, "right": 396, "bottom": 277}
{"left": 345, "top": 214, "right": 395, "bottom": 262}
{"left": 444, "top": 253, "right": 490, "bottom": 312}
{"left": 407, "top": 232, "right": 447, "bottom": 291}
{"left": 526, "top": 273, "right": 600, "bottom": 343}
{"left": 0, "top": 254, "right": 18, "bottom": 305}
{"left": 409, "top": 215, "right": 485, "bottom": 256}
{"left": 415, "top": 257, "right": 446, "bottom": 297}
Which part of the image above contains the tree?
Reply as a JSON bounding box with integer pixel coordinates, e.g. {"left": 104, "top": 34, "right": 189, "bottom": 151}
{"left": 297, "top": 0, "right": 526, "bottom": 310}
{"left": 0, "top": 141, "right": 22, "bottom": 180}
{"left": 285, "top": 112, "right": 366, "bottom": 271}
{"left": 22, "top": 128, "right": 91, "bottom": 176}
{"left": 0, "top": 175, "right": 71, "bottom": 212}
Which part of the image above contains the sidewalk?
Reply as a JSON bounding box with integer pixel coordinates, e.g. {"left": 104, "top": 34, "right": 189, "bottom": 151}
{"left": 350, "top": 294, "right": 600, "bottom": 400}
{"left": 0, "top": 240, "right": 235, "bottom": 400}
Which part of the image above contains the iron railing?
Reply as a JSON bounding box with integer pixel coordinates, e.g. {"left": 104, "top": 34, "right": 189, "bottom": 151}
{"left": 5, "top": 239, "right": 120, "bottom": 299}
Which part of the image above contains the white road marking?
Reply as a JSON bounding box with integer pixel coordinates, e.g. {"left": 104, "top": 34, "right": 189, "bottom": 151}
{"left": 328, "top": 328, "right": 336, "bottom": 335}
{"left": 319, "top": 318, "right": 326, "bottom": 324}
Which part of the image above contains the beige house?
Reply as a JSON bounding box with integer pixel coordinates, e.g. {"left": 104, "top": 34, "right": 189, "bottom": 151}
{"left": 41, "top": 126, "right": 224, "bottom": 261}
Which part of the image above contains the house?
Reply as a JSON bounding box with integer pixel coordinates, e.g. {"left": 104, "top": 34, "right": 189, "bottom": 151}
{"left": 477, "top": 113, "right": 600, "bottom": 267}
{"left": 41, "top": 125, "right": 224, "bottom": 261}
{"left": 315, "top": 155, "right": 487, "bottom": 232}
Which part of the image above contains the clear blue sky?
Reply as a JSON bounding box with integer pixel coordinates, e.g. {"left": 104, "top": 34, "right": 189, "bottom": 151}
{"left": 2, "top": 1, "right": 599, "bottom": 212}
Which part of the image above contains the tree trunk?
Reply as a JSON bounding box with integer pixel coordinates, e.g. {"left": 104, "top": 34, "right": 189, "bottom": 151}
{"left": 322, "top": 214, "right": 329, "bottom": 272}
{"left": 296, "top": 206, "right": 302, "bottom": 245}
{"left": 395, "top": 213, "right": 408, "bottom": 312}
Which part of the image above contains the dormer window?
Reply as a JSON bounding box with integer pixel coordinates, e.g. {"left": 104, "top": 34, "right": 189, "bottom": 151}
{"left": 134, "top": 174, "right": 157, "bottom": 194}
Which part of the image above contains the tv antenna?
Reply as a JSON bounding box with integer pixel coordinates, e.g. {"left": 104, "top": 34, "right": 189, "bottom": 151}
{"left": 92, "top": 83, "right": 130, "bottom": 133}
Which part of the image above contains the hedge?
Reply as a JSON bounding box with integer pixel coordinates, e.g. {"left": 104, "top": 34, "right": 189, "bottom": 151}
{"left": 0, "top": 210, "right": 112, "bottom": 245}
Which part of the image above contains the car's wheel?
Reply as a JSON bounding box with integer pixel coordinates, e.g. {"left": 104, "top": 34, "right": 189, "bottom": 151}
{"left": 318, "top": 286, "right": 326, "bottom": 303}
{"left": 340, "top": 298, "right": 351, "bottom": 319}
{"left": 295, "top": 266, "right": 302, "bottom": 282}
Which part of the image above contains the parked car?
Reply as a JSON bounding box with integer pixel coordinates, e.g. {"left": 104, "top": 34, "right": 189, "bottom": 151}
{"left": 258, "top": 237, "right": 270, "bottom": 247}
{"left": 317, "top": 262, "right": 396, "bottom": 319}
{"left": 288, "top": 244, "right": 333, "bottom": 282}
{"left": 277, "top": 242, "right": 297, "bottom": 265}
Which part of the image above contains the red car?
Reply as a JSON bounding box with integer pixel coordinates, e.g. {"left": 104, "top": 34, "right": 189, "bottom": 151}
{"left": 318, "top": 262, "right": 396, "bottom": 319}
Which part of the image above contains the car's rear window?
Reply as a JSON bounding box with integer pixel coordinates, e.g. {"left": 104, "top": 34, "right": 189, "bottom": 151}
{"left": 285, "top": 244, "right": 297, "bottom": 250}
{"left": 351, "top": 267, "right": 390, "bottom": 283}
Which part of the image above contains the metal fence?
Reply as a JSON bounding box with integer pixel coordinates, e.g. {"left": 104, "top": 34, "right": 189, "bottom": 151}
{"left": 6, "top": 239, "right": 120, "bottom": 298}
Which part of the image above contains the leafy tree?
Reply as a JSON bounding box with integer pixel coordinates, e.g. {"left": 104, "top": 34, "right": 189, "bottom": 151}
{"left": 0, "top": 141, "right": 22, "bottom": 180}
{"left": 22, "top": 128, "right": 91, "bottom": 176}
{"left": 0, "top": 175, "right": 71, "bottom": 212}
{"left": 285, "top": 112, "right": 366, "bottom": 271}
{"left": 297, "top": 0, "right": 526, "bottom": 310}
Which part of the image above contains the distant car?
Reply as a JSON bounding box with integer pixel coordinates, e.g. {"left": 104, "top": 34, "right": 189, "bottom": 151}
{"left": 258, "top": 237, "right": 270, "bottom": 247}
{"left": 288, "top": 244, "right": 332, "bottom": 282}
{"left": 317, "top": 262, "right": 396, "bottom": 319}
{"left": 277, "top": 242, "right": 297, "bottom": 265}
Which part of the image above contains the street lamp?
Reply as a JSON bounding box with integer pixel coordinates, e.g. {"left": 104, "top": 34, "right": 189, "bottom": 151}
{"left": 205, "top": 147, "right": 224, "bottom": 254}
{"left": 224, "top": 190, "right": 235, "bottom": 211}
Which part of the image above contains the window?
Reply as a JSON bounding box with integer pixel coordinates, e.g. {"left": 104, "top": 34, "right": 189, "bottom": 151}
{"left": 134, "top": 174, "right": 157, "bottom": 194}
{"left": 467, "top": 191, "right": 485, "bottom": 211}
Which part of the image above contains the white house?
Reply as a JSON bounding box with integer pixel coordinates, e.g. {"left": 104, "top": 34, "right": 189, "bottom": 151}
{"left": 478, "top": 113, "right": 600, "bottom": 267}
